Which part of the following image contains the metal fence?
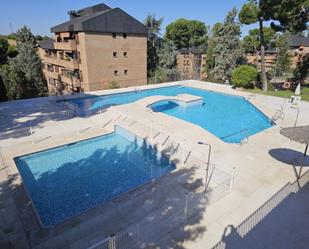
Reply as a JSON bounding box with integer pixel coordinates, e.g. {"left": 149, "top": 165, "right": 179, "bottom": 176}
{"left": 1, "top": 106, "right": 234, "bottom": 249}
{"left": 210, "top": 169, "right": 309, "bottom": 249}
{"left": 81, "top": 113, "right": 233, "bottom": 249}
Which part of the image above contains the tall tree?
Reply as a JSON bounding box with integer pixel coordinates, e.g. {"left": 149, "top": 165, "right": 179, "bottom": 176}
{"left": 274, "top": 33, "right": 291, "bottom": 76}
{"left": 0, "top": 26, "right": 47, "bottom": 100}
{"left": 0, "top": 37, "right": 9, "bottom": 65}
{"left": 239, "top": 0, "right": 309, "bottom": 91}
{"left": 212, "top": 8, "right": 244, "bottom": 83}
{"left": 293, "top": 53, "right": 309, "bottom": 83}
{"left": 15, "top": 26, "right": 36, "bottom": 46}
{"left": 204, "top": 23, "right": 223, "bottom": 80}
{"left": 157, "top": 40, "right": 177, "bottom": 69}
{"left": 144, "top": 14, "right": 163, "bottom": 75}
{"left": 165, "top": 19, "right": 207, "bottom": 49}
{"left": 242, "top": 27, "right": 276, "bottom": 53}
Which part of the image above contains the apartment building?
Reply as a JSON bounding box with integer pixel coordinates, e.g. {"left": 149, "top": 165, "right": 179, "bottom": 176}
{"left": 176, "top": 47, "right": 207, "bottom": 80}
{"left": 246, "top": 49, "right": 277, "bottom": 71}
{"left": 246, "top": 35, "right": 309, "bottom": 71}
{"left": 38, "top": 3, "right": 148, "bottom": 94}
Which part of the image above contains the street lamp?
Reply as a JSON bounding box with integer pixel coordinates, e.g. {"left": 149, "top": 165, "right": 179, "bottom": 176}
{"left": 198, "top": 141, "right": 212, "bottom": 192}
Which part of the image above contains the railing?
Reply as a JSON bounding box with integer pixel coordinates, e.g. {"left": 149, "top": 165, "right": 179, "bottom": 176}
{"left": 211, "top": 169, "right": 309, "bottom": 249}
{"left": 113, "top": 114, "right": 233, "bottom": 197}
{"left": 1, "top": 106, "right": 233, "bottom": 249}
{"left": 271, "top": 109, "right": 285, "bottom": 122}
{"left": 0, "top": 147, "right": 7, "bottom": 170}
{"left": 0, "top": 110, "right": 115, "bottom": 147}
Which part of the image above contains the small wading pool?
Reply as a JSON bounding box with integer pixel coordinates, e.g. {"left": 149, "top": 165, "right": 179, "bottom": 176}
{"left": 14, "top": 127, "right": 175, "bottom": 227}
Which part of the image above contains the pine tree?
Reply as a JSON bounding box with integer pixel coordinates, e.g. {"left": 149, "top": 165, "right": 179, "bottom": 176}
{"left": 0, "top": 26, "right": 47, "bottom": 100}
{"left": 212, "top": 8, "right": 244, "bottom": 83}
{"left": 239, "top": 0, "right": 309, "bottom": 91}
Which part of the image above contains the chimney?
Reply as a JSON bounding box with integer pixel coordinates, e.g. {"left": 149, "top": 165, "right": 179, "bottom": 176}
{"left": 68, "top": 10, "right": 79, "bottom": 19}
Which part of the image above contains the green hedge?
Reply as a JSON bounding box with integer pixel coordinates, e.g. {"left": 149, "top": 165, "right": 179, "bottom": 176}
{"left": 231, "top": 65, "right": 258, "bottom": 88}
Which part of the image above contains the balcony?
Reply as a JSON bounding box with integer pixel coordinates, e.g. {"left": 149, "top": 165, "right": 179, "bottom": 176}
{"left": 43, "top": 56, "right": 79, "bottom": 69}
{"left": 60, "top": 74, "right": 81, "bottom": 87}
{"left": 43, "top": 69, "right": 60, "bottom": 80}
{"left": 53, "top": 40, "right": 77, "bottom": 51}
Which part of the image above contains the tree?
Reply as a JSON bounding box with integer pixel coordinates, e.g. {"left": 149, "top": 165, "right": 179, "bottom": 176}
{"left": 239, "top": 0, "right": 309, "bottom": 91}
{"left": 0, "top": 73, "right": 7, "bottom": 101}
{"left": 165, "top": 19, "right": 207, "bottom": 49}
{"left": 204, "top": 23, "right": 223, "bottom": 81}
{"left": 144, "top": 14, "right": 163, "bottom": 75}
{"left": 231, "top": 65, "right": 258, "bottom": 88}
{"left": 0, "top": 26, "right": 47, "bottom": 100}
{"left": 211, "top": 8, "right": 244, "bottom": 83}
{"left": 157, "top": 40, "right": 177, "bottom": 69}
{"left": 293, "top": 53, "right": 309, "bottom": 83}
{"left": 0, "top": 37, "right": 9, "bottom": 65}
{"left": 274, "top": 33, "right": 291, "bottom": 76}
{"left": 242, "top": 27, "right": 276, "bottom": 53}
{"left": 15, "top": 26, "right": 36, "bottom": 46}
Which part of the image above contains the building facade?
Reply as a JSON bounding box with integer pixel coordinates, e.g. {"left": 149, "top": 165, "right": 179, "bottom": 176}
{"left": 176, "top": 47, "right": 207, "bottom": 80}
{"left": 245, "top": 35, "right": 309, "bottom": 72}
{"left": 38, "top": 3, "right": 148, "bottom": 94}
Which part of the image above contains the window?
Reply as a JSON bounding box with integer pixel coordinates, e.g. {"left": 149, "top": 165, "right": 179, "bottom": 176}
{"left": 112, "top": 33, "right": 116, "bottom": 38}
{"left": 55, "top": 65, "right": 59, "bottom": 73}
{"left": 124, "top": 69, "right": 128, "bottom": 75}
{"left": 113, "top": 52, "right": 117, "bottom": 58}
{"left": 114, "top": 70, "right": 118, "bottom": 76}
{"left": 123, "top": 52, "right": 128, "bottom": 57}
{"left": 123, "top": 33, "right": 127, "bottom": 38}
{"left": 47, "top": 64, "right": 54, "bottom": 72}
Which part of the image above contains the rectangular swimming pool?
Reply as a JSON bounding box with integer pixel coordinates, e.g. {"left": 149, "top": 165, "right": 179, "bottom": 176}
{"left": 64, "top": 85, "right": 273, "bottom": 143}
{"left": 14, "top": 127, "right": 175, "bottom": 227}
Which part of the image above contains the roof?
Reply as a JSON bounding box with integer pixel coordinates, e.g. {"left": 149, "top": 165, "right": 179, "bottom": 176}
{"left": 288, "top": 35, "right": 309, "bottom": 47}
{"left": 280, "top": 125, "right": 309, "bottom": 145}
{"left": 179, "top": 46, "right": 207, "bottom": 55}
{"left": 51, "top": 3, "right": 148, "bottom": 35}
{"left": 39, "top": 38, "right": 54, "bottom": 50}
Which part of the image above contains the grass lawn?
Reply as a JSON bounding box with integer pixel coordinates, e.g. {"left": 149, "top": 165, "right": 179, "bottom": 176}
{"left": 243, "top": 83, "right": 309, "bottom": 102}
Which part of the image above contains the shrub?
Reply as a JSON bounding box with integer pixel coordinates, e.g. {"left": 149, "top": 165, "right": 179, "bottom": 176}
{"left": 107, "top": 81, "right": 119, "bottom": 89}
{"left": 231, "top": 65, "right": 258, "bottom": 88}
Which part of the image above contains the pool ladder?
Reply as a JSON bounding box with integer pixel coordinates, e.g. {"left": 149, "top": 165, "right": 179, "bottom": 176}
{"left": 271, "top": 110, "right": 285, "bottom": 122}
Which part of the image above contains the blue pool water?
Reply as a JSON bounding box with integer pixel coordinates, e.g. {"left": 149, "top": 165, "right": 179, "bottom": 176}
{"left": 15, "top": 127, "right": 175, "bottom": 227}
{"left": 65, "top": 86, "right": 273, "bottom": 143}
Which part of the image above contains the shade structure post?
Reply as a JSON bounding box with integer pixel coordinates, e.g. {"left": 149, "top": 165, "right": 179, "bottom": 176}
{"left": 299, "top": 144, "right": 308, "bottom": 177}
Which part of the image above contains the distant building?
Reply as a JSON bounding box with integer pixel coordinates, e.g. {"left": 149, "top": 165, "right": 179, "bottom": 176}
{"left": 38, "top": 3, "right": 148, "bottom": 94}
{"left": 245, "top": 35, "right": 309, "bottom": 72}
{"left": 246, "top": 49, "right": 277, "bottom": 71}
{"left": 288, "top": 35, "right": 309, "bottom": 68}
{"left": 176, "top": 47, "right": 207, "bottom": 80}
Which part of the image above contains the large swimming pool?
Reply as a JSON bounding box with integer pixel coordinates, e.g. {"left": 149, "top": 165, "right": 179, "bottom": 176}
{"left": 15, "top": 127, "right": 175, "bottom": 227}
{"left": 64, "top": 85, "right": 273, "bottom": 143}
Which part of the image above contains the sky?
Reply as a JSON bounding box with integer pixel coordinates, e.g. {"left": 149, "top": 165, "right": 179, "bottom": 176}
{"left": 0, "top": 0, "right": 261, "bottom": 37}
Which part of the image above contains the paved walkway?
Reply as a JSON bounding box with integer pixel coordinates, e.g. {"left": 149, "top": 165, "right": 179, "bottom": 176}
{"left": 1, "top": 80, "right": 309, "bottom": 249}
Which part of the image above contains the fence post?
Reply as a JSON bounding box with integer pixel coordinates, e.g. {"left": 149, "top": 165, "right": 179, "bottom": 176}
{"left": 108, "top": 234, "right": 116, "bottom": 249}
{"left": 184, "top": 192, "right": 189, "bottom": 223}
{"left": 151, "top": 121, "right": 153, "bottom": 143}
{"left": 29, "top": 126, "right": 35, "bottom": 145}
{"left": 229, "top": 167, "right": 236, "bottom": 192}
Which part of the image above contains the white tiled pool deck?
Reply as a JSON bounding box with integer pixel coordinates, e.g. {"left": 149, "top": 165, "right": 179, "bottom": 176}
{"left": 1, "top": 80, "right": 309, "bottom": 249}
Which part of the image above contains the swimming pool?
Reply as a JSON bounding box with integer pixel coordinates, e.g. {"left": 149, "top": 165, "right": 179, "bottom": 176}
{"left": 14, "top": 127, "right": 175, "bottom": 227}
{"left": 64, "top": 85, "right": 273, "bottom": 143}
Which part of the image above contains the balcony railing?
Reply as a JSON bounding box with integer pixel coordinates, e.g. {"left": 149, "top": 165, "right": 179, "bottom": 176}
{"left": 60, "top": 74, "right": 81, "bottom": 87}
{"left": 53, "top": 39, "right": 77, "bottom": 51}
{"left": 43, "top": 56, "right": 79, "bottom": 69}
